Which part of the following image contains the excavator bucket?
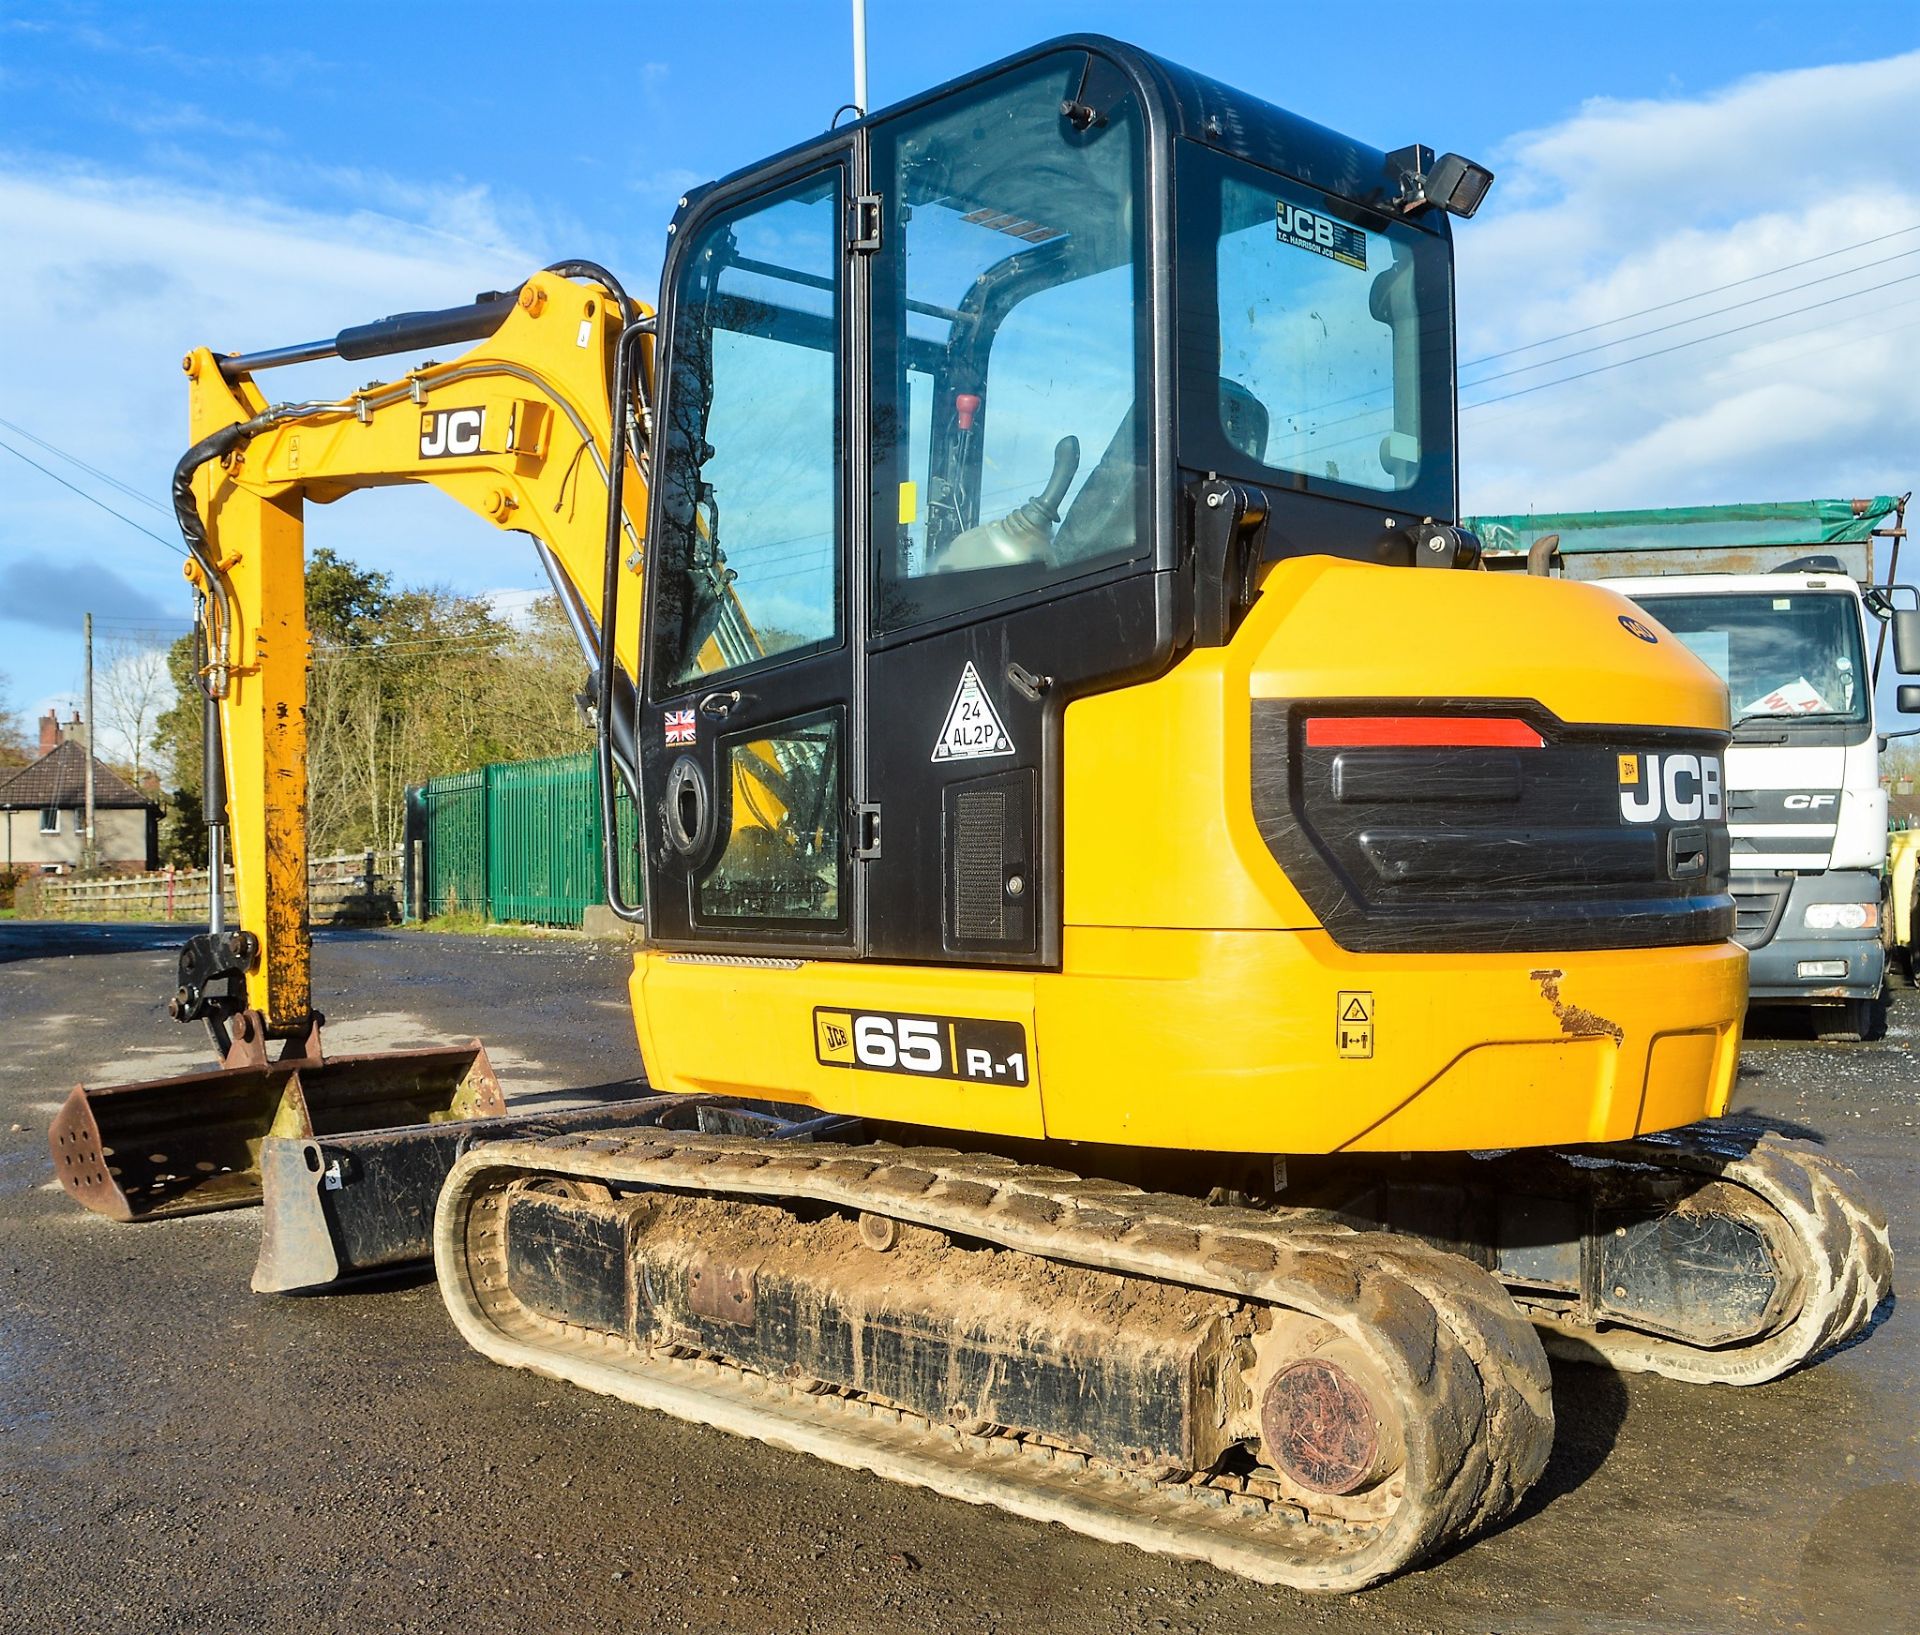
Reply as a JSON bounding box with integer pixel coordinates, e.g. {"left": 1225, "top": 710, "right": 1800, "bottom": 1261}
{"left": 48, "top": 1022, "right": 504, "bottom": 1223}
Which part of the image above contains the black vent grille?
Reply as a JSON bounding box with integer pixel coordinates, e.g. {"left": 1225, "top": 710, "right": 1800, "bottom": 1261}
{"left": 942, "top": 769, "right": 1033, "bottom": 954}
{"left": 953, "top": 791, "right": 1007, "bottom": 941}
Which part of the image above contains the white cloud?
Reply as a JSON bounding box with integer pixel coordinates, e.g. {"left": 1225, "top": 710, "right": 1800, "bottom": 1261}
{"left": 0, "top": 157, "right": 562, "bottom": 704}
{"left": 1458, "top": 50, "right": 1920, "bottom": 514}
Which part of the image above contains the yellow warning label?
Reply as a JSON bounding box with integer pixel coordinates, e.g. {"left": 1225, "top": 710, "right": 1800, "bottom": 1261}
{"left": 1618, "top": 753, "right": 1639, "bottom": 785}
{"left": 815, "top": 1010, "right": 855, "bottom": 1064}
{"left": 1337, "top": 991, "right": 1373, "bottom": 1059}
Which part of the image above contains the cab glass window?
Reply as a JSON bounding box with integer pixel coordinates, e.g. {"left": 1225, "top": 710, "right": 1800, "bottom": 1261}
{"left": 870, "top": 53, "right": 1149, "bottom": 632}
{"left": 1179, "top": 146, "right": 1454, "bottom": 512}
{"left": 652, "top": 174, "right": 842, "bottom": 692}
{"left": 696, "top": 714, "right": 843, "bottom": 925}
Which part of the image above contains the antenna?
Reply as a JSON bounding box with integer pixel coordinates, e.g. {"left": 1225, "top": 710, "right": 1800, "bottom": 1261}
{"left": 851, "top": 0, "right": 868, "bottom": 117}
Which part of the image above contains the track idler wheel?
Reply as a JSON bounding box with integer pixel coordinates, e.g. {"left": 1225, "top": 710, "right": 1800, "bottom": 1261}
{"left": 1257, "top": 1340, "right": 1405, "bottom": 1498}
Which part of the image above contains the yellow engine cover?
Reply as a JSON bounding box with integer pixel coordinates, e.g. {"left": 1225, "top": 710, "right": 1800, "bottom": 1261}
{"left": 631, "top": 558, "right": 1746, "bottom": 1155}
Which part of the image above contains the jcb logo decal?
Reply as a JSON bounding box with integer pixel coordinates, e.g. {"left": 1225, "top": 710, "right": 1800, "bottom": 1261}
{"left": 1620, "top": 752, "right": 1724, "bottom": 824}
{"left": 420, "top": 407, "right": 484, "bottom": 458}
{"left": 1275, "top": 202, "right": 1367, "bottom": 270}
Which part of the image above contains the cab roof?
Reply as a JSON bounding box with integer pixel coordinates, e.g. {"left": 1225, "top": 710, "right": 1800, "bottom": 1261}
{"left": 674, "top": 33, "right": 1444, "bottom": 236}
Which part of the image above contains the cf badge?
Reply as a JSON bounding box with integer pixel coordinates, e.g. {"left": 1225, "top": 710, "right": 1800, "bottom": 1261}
{"left": 420, "top": 407, "right": 484, "bottom": 458}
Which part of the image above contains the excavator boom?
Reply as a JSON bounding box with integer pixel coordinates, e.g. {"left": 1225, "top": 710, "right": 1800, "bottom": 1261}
{"left": 53, "top": 265, "right": 659, "bottom": 1221}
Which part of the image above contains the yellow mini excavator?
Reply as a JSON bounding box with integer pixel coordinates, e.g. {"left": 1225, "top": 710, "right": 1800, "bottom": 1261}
{"left": 51, "top": 36, "right": 1890, "bottom": 1591}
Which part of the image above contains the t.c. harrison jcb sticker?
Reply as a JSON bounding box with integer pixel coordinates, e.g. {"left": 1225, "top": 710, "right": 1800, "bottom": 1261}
{"left": 931, "top": 661, "right": 1014, "bottom": 762}
{"left": 1618, "top": 751, "right": 1723, "bottom": 824}
{"left": 1275, "top": 202, "right": 1367, "bottom": 270}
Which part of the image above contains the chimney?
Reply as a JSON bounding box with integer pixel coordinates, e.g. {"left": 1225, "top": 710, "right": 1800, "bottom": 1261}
{"left": 66, "top": 709, "right": 86, "bottom": 749}
{"left": 38, "top": 711, "right": 60, "bottom": 755}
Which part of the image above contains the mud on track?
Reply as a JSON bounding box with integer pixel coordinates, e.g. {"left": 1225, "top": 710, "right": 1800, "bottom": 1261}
{"left": 1, "top": 921, "right": 1912, "bottom": 1634}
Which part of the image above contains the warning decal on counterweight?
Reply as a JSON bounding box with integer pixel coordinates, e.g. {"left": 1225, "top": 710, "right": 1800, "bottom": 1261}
{"left": 931, "top": 661, "right": 1015, "bottom": 762}
{"left": 1337, "top": 990, "right": 1373, "bottom": 1059}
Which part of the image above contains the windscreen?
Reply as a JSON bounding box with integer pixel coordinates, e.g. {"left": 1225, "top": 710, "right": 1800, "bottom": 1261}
{"left": 1633, "top": 590, "right": 1869, "bottom": 726}
{"left": 869, "top": 51, "right": 1150, "bottom": 631}
{"left": 1181, "top": 146, "right": 1454, "bottom": 511}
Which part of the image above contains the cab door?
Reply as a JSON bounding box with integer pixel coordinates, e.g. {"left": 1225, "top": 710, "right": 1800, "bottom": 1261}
{"left": 640, "top": 150, "right": 866, "bottom": 953}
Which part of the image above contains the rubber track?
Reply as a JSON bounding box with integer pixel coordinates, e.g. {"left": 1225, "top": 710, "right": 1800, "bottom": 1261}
{"left": 1530, "top": 1119, "right": 1894, "bottom": 1384}
{"left": 435, "top": 1130, "right": 1554, "bottom": 1592}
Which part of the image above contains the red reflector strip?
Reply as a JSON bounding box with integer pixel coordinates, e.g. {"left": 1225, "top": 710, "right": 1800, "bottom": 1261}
{"left": 1304, "top": 716, "right": 1545, "bottom": 749}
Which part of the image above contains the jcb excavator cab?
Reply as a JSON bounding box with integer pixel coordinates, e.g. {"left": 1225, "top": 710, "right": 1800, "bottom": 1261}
{"left": 629, "top": 35, "right": 1741, "bottom": 1162}
{"left": 637, "top": 35, "right": 1470, "bottom": 963}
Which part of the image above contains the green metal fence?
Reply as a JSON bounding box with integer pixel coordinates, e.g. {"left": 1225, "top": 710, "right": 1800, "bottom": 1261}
{"left": 414, "top": 751, "right": 639, "bottom": 928}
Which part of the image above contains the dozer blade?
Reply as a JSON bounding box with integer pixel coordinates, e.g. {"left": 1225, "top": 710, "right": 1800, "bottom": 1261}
{"left": 49, "top": 1035, "right": 505, "bottom": 1223}
{"left": 253, "top": 1096, "right": 858, "bottom": 1294}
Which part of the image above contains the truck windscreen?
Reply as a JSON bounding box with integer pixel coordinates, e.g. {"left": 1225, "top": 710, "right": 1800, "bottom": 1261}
{"left": 1633, "top": 590, "right": 1869, "bottom": 727}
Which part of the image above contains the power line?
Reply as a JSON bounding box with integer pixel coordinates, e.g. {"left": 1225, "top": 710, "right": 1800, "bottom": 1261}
{"left": 1464, "top": 295, "right": 1920, "bottom": 443}
{"left": 0, "top": 415, "right": 171, "bottom": 514}
{"left": 1461, "top": 267, "right": 1920, "bottom": 412}
{"left": 1463, "top": 244, "right": 1920, "bottom": 388}
{"left": 1462, "top": 219, "right": 1920, "bottom": 367}
{"left": 0, "top": 436, "right": 187, "bottom": 557}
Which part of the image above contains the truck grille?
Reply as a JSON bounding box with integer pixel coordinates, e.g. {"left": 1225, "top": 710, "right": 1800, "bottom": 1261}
{"left": 1729, "top": 874, "right": 1790, "bottom": 950}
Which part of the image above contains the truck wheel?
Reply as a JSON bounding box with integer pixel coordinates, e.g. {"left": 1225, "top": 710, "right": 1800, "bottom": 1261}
{"left": 1888, "top": 951, "right": 1914, "bottom": 991}
{"left": 1812, "top": 998, "right": 1883, "bottom": 1043}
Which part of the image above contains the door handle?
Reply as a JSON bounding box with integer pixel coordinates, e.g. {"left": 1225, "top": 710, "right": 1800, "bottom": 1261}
{"left": 698, "top": 689, "right": 745, "bottom": 719}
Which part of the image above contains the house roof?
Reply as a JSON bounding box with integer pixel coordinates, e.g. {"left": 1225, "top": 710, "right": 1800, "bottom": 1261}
{"left": 0, "top": 740, "right": 157, "bottom": 810}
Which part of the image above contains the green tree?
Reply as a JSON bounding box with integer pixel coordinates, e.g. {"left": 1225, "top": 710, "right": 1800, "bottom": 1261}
{"left": 306, "top": 547, "right": 396, "bottom": 645}
{"left": 151, "top": 549, "right": 594, "bottom": 863}
{"left": 154, "top": 634, "right": 209, "bottom": 865}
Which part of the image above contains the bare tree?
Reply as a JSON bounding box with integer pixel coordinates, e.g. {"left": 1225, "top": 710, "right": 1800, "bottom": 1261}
{"left": 0, "top": 669, "right": 27, "bottom": 767}
{"left": 95, "top": 639, "right": 177, "bottom": 784}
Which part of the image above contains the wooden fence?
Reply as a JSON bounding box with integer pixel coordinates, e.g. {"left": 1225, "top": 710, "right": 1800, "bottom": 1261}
{"left": 16, "top": 849, "right": 404, "bottom": 925}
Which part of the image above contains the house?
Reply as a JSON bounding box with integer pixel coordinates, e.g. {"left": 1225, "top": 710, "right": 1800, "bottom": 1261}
{"left": 0, "top": 711, "right": 159, "bottom": 875}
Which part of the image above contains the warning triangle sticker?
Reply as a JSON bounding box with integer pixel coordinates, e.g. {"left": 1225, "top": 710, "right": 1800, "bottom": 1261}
{"left": 931, "top": 661, "right": 1015, "bottom": 762}
{"left": 1341, "top": 996, "right": 1370, "bottom": 1022}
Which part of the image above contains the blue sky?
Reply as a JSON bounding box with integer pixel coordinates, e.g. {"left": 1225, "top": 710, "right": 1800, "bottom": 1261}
{"left": 3, "top": 0, "right": 1919, "bottom": 747}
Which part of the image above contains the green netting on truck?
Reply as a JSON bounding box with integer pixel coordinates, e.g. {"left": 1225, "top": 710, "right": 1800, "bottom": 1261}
{"left": 1462, "top": 497, "right": 1905, "bottom": 583}
{"left": 1463, "top": 497, "right": 1900, "bottom": 558}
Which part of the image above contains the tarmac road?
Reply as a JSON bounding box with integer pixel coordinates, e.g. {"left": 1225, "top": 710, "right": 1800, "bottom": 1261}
{"left": 0, "top": 921, "right": 1912, "bottom": 1635}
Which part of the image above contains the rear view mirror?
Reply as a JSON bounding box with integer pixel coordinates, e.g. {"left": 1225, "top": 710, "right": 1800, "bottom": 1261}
{"left": 1900, "top": 684, "right": 1920, "bottom": 714}
{"left": 1895, "top": 608, "right": 1920, "bottom": 675}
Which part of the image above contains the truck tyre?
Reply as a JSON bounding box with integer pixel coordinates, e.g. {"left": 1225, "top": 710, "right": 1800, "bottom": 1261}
{"left": 1812, "top": 997, "right": 1883, "bottom": 1043}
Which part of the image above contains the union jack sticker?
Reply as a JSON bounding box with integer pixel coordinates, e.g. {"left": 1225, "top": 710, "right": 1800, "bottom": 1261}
{"left": 664, "top": 708, "right": 697, "bottom": 747}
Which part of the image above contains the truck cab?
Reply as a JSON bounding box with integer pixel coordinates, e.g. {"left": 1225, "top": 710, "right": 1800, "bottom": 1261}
{"left": 1469, "top": 496, "right": 1920, "bottom": 1039}
{"left": 1600, "top": 568, "right": 1887, "bottom": 1033}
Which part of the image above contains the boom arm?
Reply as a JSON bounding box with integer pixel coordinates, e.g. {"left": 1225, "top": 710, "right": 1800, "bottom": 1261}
{"left": 177, "top": 268, "right": 657, "bottom": 1034}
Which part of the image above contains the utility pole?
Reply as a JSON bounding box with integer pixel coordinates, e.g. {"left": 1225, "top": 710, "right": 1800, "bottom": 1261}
{"left": 83, "top": 611, "right": 97, "bottom": 873}
{"left": 851, "top": 0, "right": 868, "bottom": 116}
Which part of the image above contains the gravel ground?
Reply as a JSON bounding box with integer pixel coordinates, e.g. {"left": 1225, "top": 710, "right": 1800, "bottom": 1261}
{"left": 0, "top": 921, "right": 1911, "bottom": 1635}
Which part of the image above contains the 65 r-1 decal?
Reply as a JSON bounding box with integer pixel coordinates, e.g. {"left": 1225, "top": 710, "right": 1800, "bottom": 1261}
{"left": 814, "top": 1008, "right": 1029, "bottom": 1086}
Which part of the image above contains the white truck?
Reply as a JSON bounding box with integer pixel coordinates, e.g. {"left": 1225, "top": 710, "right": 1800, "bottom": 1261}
{"left": 1471, "top": 497, "right": 1919, "bottom": 1039}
